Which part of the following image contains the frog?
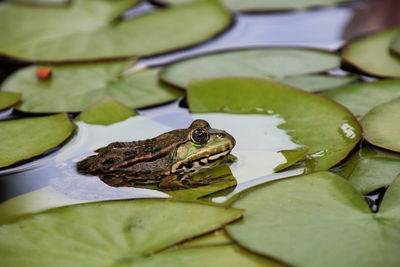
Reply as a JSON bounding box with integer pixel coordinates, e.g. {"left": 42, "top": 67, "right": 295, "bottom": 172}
{"left": 76, "top": 119, "right": 236, "bottom": 189}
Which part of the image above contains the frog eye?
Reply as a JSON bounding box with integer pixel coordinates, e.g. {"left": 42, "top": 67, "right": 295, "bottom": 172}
{"left": 191, "top": 128, "right": 209, "bottom": 144}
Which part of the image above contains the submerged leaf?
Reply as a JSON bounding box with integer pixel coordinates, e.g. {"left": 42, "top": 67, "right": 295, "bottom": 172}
{"left": 342, "top": 28, "right": 400, "bottom": 78}
{"left": 161, "top": 48, "right": 340, "bottom": 89}
{"left": 323, "top": 79, "right": 400, "bottom": 117}
{"left": 335, "top": 145, "right": 400, "bottom": 194}
{"left": 188, "top": 78, "right": 362, "bottom": 172}
{"left": 1, "top": 63, "right": 183, "bottom": 113}
{"left": 0, "top": 0, "right": 231, "bottom": 62}
{"left": 75, "top": 96, "right": 136, "bottom": 125}
{"left": 0, "top": 113, "right": 74, "bottom": 168}
{"left": 0, "top": 91, "right": 20, "bottom": 110}
{"left": 362, "top": 97, "right": 400, "bottom": 152}
{"left": 0, "top": 199, "right": 242, "bottom": 265}
{"left": 227, "top": 172, "right": 400, "bottom": 267}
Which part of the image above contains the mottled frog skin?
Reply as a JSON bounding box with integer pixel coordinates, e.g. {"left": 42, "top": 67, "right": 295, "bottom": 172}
{"left": 77, "top": 120, "right": 235, "bottom": 189}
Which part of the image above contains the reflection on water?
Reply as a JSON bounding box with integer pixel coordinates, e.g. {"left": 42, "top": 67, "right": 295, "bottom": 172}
{"left": 0, "top": 103, "right": 305, "bottom": 219}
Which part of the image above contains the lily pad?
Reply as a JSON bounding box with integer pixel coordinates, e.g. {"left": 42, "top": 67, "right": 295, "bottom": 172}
{"left": 361, "top": 97, "right": 400, "bottom": 152}
{"left": 0, "top": 199, "right": 243, "bottom": 265}
{"left": 75, "top": 96, "right": 136, "bottom": 125}
{"left": 342, "top": 27, "right": 400, "bottom": 78}
{"left": 140, "top": 245, "right": 281, "bottom": 267}
{"left": 323, "top": 79, "right": 400, "bottom": 117}
{"left": 227, "top": 172, "right": 400, "bottom": 267}
{"left": 1, "top": 62, "right": 183, "bottom": 113}
{"left": 390, "top": 34, "right": 400, "bottom": 56}
{"left": 188, "top": 78, "right": 362, "bottom": 172}
{"left": 335, "top": 145, "right": 400, "bottom": 194}
{"left": 274, "top": 74, "right": 357, "bottom": 92}
{"left": 0, "top": 113, "right": 74, "bottom": 168}
{"left": 0, "top": 0, "right": 231, "bottom": 62}
{"left": 154, "top": 0, "right": 354, "bottom": 12}
{"left": 160, "top": 48, "right": 341, "bottom": 89}
{"left": 0, "top": 91, "right": 20, "bottom": 110}
{"left": 10, "top": 0, "right": 70, "bottom": 6}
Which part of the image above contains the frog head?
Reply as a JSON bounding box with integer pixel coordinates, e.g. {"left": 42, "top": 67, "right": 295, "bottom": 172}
{"left": 171, "top": 119, "right": 236, "bottom": 173}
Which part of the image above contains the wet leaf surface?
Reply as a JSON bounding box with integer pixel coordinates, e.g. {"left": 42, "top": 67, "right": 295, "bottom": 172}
{"left": 0, "top": 0, "right": 231, "bottom": 62}
{"left": 0, "top": 91, "right": 20, "bottom": 110}
{"left": 10, "top": 0, "right": 69, "bottom": 6}
{"left": 155, "top": 0, "right": 354, "bottom": 12}
{"left": 0, "top": 113, "right": 74, "bottom": 168}
{"left": 1, "top": 63, "right": 183, "bottom": 113}
{"left": 227, "top": 172, "right": 400, "bottom": 267}
{"left": 334, "top": 145, "right": 400, "bottom": 194}
{"left": 275, "top": 74, "right": 358, "bottom": 92}
{"left": 391, "top": 34, "right": 400, "bottom": 56}
{"left": 342, "top": 27, "right": 400, "bottom": 78}
{"left": 0, "top": 199, "right": 243, "bottom": 265}
{"left": 75, "top": 96, "right": 136, "bottom": 126}
{"left": 361, "top": 97, "right": 400, "bottom": 152}
{"left": 188, "top": 78, "right": 362, "bottom": 172}
{"left": 323, "top": 79, "right": 400, "bottom": 117}
{"left": 138, "top": 245, "right": 281, "bottom": 267}
{"left": 161, "top": 48, "right": 341, "bottom": 89}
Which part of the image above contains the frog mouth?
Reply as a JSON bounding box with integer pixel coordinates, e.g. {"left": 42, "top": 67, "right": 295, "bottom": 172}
{"left": 172, "top": 148, "right": 232, "bottom": 174}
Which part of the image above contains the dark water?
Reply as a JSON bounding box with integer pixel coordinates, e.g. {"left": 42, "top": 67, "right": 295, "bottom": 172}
{"left": 1, "top": 0, "right": 399, "bottom": 207}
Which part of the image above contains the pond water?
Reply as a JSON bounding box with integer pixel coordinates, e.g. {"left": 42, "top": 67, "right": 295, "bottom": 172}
{"left": 0, "top": 0, "right": 396, "bottom": 212}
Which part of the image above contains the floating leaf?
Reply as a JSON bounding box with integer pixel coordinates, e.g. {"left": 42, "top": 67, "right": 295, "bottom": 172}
{"left": 161, "top": 48, "right": 340, "bottom": 89}
{"left": 323, "top": 79, "right": 400, "bottom": 117}
{"left": 188, "top": 78, "right": 362, "bottom": 171}
{"left": 139, "top": 245, "right": 281, "bottom": 267}
{"left": 0, "top": 186, "right": 81, "bottom": 225}
{"left": 342, "top": 28, "right": 400, "bottom": 78}
{"left": 0, "top": 199, "right": 242, "bottom": 265}
{"left": 390, "top": 34, "right": 400, "bottom": 56}
{"left": 274, "top": 74, "right": 357, "bottom": 92}
{"left": 335, "top": 145, "right": 400, "bottom": 194}
{"left": 154, "top": 0, "right": 354, "bottom": 12}
{"left": 0, "top": 91, "right": 20, "bottom": 110}
{"left": 0, "top": 0, "right": 231, "bottom": 62}
{"left": 273, "top": 147, "right": 309, "bottom": 172}
{"left": 362, "top": 97, "right": 400, "bottom": 152}
{"left": 1, "top": 62, "right": 183, "bottom": 113}
{"left": 0, "top": 113, "right": 74, "bottom": 168}
{"left": 75, "top": 96, "right": 136, "bottom": 125}
{"left": 175, "top": 230, "right": 232, "bottom": 248}
{"left": 163, "top": 164, "right": 236, "bottom": 202}
{"left": 10, "top": 0, "right": 69, "bottom": 6}
{"left": 227, "top": 172, "right": 400, "bottom": 267}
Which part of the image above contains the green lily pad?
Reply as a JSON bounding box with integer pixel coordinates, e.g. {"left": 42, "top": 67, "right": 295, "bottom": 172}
{"left": 0, "top": 0, "right": 231, "bottom": 62}
{"left": 342, "top": 27, "right": 400, "bottom": 78}
{"left": 160, "top": 48, "right": 341, "bottom": 89}
{"left": 362, "top": 97, "right": 400, "bottom": 152}
{"left": 390, "top": 34, "right": 400, "bottom": 56}
{"left": 188, "top": 78, "right": 362, "bottom": 172}
{"left": 164, "top": 164, "right": 237, "bottom": 202}
{"left": 335, "top": 145, "right": 400, "bottom": 194}
{"left": 10, "top": 0, "right": 70, "bottom": 6}
{"left": 273, "top": 147, "right": 309, "bottom": 172}
{"left": 139, "top": 245, "right": 281, "bottom": 267}
{"left": 274, "top": 74, "right": 358, "bottom": 92}
{"left": 175, "top": 230, "right": 232, "bottom": 248}
{"left": 227, "top": 172, "right": 400, "bottom": 267}
{"left": 0, "top": 91, "right": 20, "bottom": 110}
{"left": 154, "top": 0, "right": 354, "bottom": 12}
{"left": 1, "top": 62, "right": 183, "bottom": 113}
{"left": 0, "top": 199, "right": 243, "bottom": 265}
{"left": 323, "top": 79, "right": 400, "bottom": 117}
{"left": 75, "top": 96, "right": 136, "bottom": 125}
{"left": 0, "top": 113, "right": 74, "bottom": 168}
